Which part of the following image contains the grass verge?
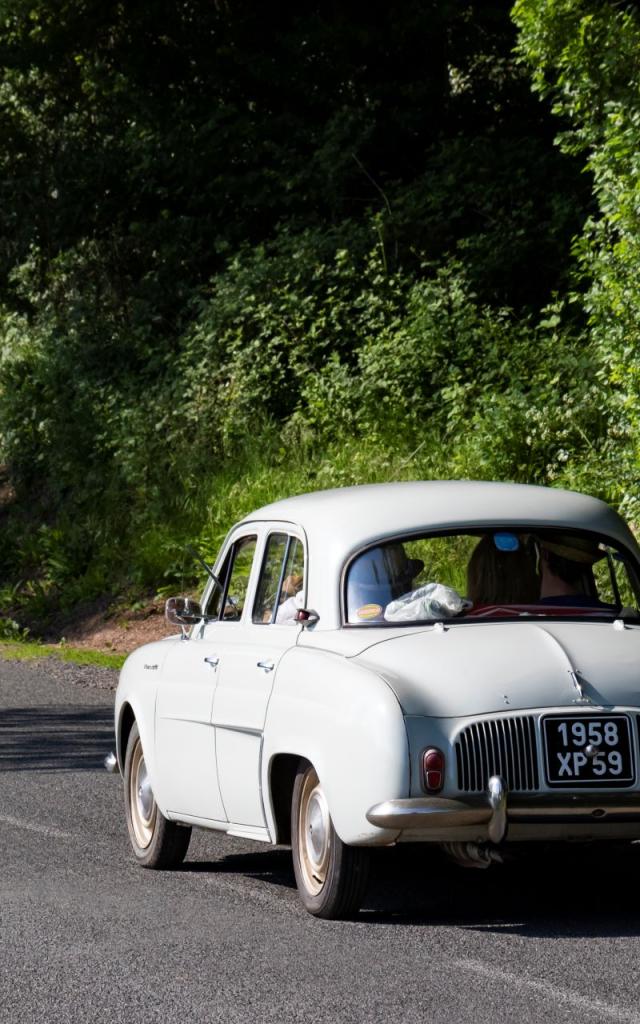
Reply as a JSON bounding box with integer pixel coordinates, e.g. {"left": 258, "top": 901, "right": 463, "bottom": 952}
{"left": 0, "top": 641, "right": 126, "bottom": 670}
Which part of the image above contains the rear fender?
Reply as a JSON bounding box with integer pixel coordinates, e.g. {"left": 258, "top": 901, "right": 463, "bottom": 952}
{"left": 263, "top": 647, "right": 408, "bottom": 846}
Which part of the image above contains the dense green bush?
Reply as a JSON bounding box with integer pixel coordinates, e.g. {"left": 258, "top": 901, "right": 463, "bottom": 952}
{"left": 0, "top": 1, "right": 636, "bottom": 623}
{"left": 0, "top": 223, "right": 610, "bottom": 610}
{"left": 514, "top": 0, "right": 640, "bottom": 517}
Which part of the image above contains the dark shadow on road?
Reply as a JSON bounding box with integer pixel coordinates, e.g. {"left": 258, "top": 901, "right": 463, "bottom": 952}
{"left": 357, "top": 841, "right": 640, "bottom": 937}
{"left": 182, "top": 839, "right": 640, "bottom": 938}
{"left": 0, "top": 704, "right": 114, "bottom": 772}
{"left": 178, "top": 849, "right": 297, "bottom": 890}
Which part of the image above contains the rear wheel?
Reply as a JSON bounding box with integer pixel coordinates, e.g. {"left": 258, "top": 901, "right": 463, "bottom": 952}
{"left": 124, "top": 722, "right": 191, "bottom": 868}
{"left": 291, "top": 761, "right": 370, "bottom": 919}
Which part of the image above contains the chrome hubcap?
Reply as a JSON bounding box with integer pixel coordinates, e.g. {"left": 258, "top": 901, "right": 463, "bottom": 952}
{"left": 137, "top": 769, "right": 153, "bottom": 821}
{"left": 298, "top": 769, "right": 331, "bottom": 896}
{"left": 129, "top": 738, "right": 156, "bottom": 849}
{"left": 307, "top": 791, "right": 328, "bottom": 861}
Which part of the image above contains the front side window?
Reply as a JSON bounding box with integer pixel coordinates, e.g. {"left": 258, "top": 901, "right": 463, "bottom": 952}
{"left": 205, "top": 535, "right": 257, "bottom": 621}
{"left": 205, "top": 548, "right": 232, "bottom": 619}
{"left": 345, "top": 529, "right": 640, "bottom": 625}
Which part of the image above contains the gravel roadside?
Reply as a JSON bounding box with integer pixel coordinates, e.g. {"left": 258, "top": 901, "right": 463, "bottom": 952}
{"left": 0, "top": 654, "right": 119, "bottom": 692}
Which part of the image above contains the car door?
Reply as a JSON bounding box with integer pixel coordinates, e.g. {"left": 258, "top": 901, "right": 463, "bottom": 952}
{"left": 154, "top": 531, "right": 259, "bottom": 823}
{"left": 211, "top": 529, "right": 306, "bottom": 828}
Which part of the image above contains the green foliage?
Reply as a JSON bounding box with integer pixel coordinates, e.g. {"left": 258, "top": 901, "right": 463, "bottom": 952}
{"left": 0, "top": 221, "right": 620, "bottom": 615}
{"left": 0, "top": 615, "right": 29, "bottom": 641}
{"left": 0, "top": 640, "right": 125, "bottom": 669}
{"left": 513, "top": 0, "right": 640, "bottom": 517}
{"left": 0, "top": 1, "right": 634, "bottom": 625}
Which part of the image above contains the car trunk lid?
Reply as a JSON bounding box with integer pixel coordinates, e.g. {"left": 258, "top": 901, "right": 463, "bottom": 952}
{"left": 346, "top": 620, "right": 640, "bottom": 716}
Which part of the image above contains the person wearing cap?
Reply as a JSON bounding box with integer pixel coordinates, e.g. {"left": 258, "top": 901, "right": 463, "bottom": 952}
{"left": 538, "top": 534, "right": 610, "bottom": 607}
{"left": 384, "top": 544, "right": 425, "bottom": 599}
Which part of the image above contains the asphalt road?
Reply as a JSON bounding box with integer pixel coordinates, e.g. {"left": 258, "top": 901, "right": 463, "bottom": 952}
{"left": 2, "top": 659, "right": 640, "bottom": 1024}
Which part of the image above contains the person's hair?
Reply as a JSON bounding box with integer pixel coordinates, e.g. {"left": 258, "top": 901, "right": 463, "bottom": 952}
{"left": 467, "top": 535, "right": 539, "bottom": 606}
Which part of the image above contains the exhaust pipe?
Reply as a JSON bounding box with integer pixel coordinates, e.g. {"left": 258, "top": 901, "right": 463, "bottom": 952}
{"left": 104, "top": 751, "right": 118, "bottom": 774}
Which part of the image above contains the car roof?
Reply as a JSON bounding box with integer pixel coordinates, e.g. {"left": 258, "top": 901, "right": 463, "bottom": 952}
{"left": 239, "top": 482, "right": 639, "bottom": 629}
{"left": 243, "top": 480, "right": 636, "bottom": 553}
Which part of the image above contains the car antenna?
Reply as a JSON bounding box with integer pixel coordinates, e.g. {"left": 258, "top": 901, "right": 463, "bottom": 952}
{"left": 187, "top": 545, "right": 222, "bottom": 590}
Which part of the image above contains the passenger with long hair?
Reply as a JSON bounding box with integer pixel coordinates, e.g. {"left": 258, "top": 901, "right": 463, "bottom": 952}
{"left": 467, "top": 534, "right": 539, "bottom": 607}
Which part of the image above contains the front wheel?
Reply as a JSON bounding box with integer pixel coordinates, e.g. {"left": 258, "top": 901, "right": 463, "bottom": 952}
{"left": 291, "top": 761, "right": 370, "bottom": 919}
{"left": 124, "top": 722, "right": 191, "bottom": 868}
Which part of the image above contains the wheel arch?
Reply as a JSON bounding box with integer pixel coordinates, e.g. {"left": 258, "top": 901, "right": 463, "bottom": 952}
{"left": 114, "top": 640, "right": 169, "bottom": 782}
{"left": 117, "top": 701, "right": 136, "bottom": 771}
{"left": 268, "top": 753, "right": 305, "bottom": 845}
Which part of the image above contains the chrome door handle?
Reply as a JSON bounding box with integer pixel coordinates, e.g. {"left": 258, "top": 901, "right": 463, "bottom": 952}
{"left": 204, "top": 655, "right": 220, "bottom": 669}
{"left": 257, "top": 660, "right": 274, "bottom": 673}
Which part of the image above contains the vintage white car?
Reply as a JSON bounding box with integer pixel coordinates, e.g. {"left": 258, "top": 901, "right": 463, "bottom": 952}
{"left": 113, "top": 481, "right": 640, "bottom": 918}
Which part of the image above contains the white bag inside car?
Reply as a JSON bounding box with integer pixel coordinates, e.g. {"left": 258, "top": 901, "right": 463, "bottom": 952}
{"left": 384, "top": 583, "right": 471, "bottom": 622}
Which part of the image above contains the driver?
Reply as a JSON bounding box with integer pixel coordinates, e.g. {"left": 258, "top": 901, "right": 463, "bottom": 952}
{"left": 274, "top": 573, "right": 305, "bottom": 624}
{"left": 537, "top": 534, "right": 608, "bottom": 607}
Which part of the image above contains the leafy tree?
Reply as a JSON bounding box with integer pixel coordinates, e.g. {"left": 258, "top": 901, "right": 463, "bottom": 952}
{"left": 0, "top": 1, "right": 599, "bottom": 611}
{"left": 513, "top": 0, "right": 640, "bottom": 515}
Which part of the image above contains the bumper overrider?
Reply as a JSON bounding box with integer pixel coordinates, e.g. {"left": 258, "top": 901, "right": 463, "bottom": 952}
{"left": 366, "top": 775, "right": 640, "bottom": 842}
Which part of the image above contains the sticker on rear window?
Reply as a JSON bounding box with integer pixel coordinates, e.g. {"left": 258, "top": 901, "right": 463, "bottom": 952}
{"left": 356, "top": 603, "right": 383, "bottom": 620}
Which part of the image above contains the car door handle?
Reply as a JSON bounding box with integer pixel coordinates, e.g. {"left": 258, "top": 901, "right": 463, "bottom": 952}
{"left": 204, "top": 655, "right": 220, "bottom": 669}
{"left": 257, "top": 660, "right": 275, "bottom": 673}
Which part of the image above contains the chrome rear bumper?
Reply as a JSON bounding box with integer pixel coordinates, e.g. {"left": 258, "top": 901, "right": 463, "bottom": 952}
{"left": 366, "top": 776, "right": 640, "bottom": 842}
{"left": 367, "top": 775, "right": 507, "bottom": 842}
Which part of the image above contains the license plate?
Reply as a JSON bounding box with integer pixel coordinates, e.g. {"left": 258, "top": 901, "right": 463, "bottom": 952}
{"left": 543, "top": 715, "right": 634, "bottom": 787}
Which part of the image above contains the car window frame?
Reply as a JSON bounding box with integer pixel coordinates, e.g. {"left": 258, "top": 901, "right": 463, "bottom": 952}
{"left": 208, "top": 533, "right": 259, "bottom": 623}
{"left": 340, "top": 525, "right": 640, "bottom": 628}
{"left": 199, "top": 528, "right": 261, "bottom": 626}
{"left": 200, "top": 522, "right": 307, "bottom": 630}
{"left": 252, "top": 530, "right": 306, "bottom": 626}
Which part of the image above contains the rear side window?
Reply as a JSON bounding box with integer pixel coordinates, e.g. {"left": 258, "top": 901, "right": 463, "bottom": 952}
{"left": 253, "top": 534, "right": 289, "bottom": 623}
{"left": 253, "top": 534, "right": 305, "bottom": 625}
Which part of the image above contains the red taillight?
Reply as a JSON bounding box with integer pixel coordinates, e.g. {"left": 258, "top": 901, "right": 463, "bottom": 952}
{"left": 422, "top": 748, "right": 445, "bottom": 792}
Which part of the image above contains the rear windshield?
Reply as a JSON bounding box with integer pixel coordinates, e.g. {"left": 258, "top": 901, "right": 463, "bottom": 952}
{"left": 344, "top": 528, "right": 640, "bottom": 625}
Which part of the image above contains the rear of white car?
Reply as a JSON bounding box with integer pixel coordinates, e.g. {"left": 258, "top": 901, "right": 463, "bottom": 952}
{"left": 114, "top": 480, "right": 640, "bottom": 917}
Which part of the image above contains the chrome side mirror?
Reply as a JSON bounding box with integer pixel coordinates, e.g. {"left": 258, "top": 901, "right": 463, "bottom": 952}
{"left": 165, "top": 596, "right": 204, "bottom": 626}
